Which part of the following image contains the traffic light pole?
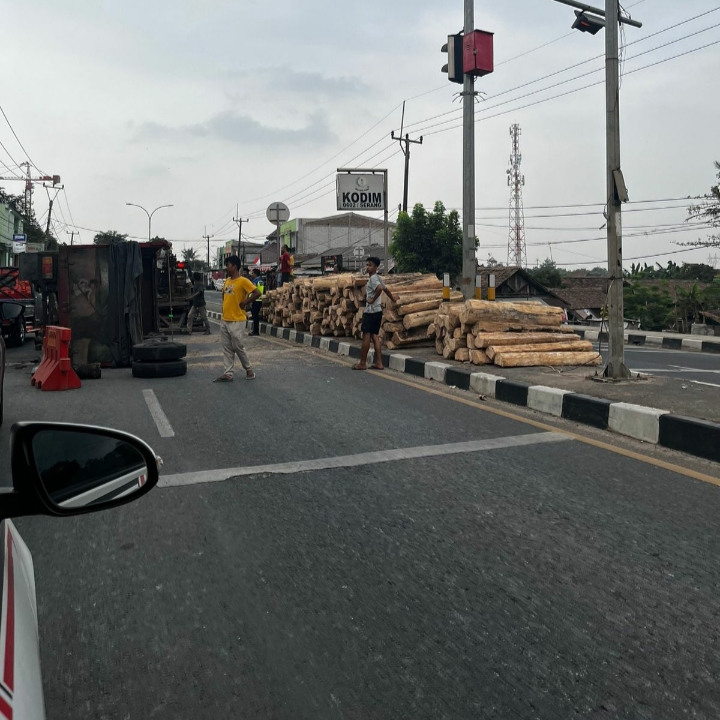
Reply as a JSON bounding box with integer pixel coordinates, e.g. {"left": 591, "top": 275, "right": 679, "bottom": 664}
{"left": 462, "top": 0, "right": 476, "bottom": 301}
{"left": 604, "top": 0, "right": 629, "bottom": 378}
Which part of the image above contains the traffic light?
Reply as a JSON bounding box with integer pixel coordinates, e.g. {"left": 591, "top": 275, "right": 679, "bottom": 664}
{"left": 572, "top": 10, "right": 605, "bottom": 34}
{"left": 441, "top": 34, "right": 464, "bottom": 84}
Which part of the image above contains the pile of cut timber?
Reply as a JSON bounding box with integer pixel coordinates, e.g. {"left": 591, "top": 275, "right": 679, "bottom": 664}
{"left": 434, "top": 299, "right": 601, "bottom": 367}
{"left": 261, "top": 273, "right": 457, "bottom": 347}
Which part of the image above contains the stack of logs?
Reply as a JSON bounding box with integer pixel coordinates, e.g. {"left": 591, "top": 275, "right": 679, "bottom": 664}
{"left": 260, "top": 273, "right": 461, "bottom": 348}
{"left": 432, "top": 299, "right": 601, "bottom": 367}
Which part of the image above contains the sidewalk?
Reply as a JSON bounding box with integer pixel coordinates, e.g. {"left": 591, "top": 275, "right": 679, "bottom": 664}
{"left": 572, "top": 325, "right": 720, "bottom": 354}
{"left": 260, "top": 323, "right": 720, "bottom": 465}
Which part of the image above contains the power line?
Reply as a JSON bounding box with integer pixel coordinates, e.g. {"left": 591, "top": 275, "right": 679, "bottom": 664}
{"left": 0, "top": 103, "right": 45, "bottom": 174}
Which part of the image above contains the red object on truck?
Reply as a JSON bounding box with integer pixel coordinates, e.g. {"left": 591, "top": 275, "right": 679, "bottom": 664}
{"left": 0, "top": 267, "right": 37, "bottom": 333}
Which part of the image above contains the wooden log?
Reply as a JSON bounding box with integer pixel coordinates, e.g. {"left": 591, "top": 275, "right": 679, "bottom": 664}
{"left": 394, "top": 290, "right": 463, "bottom": 307}
{"left": 470, "top": 350, "right": 490, "bottom": 365}
{"left": 452, "top": 327, "right": 465, "bottom": 339}
{"left": 444, "top": 337, "right": 467, "bottom": 352}
{"left": 383, "top": 321, "right": 404, "bottom": 333}
{"left": 437, "top": 304, "right": 464, "bottom": 331}
{"left": 486, "top": 340, "right": 593, "bottom": 361}
{"left": 473, "top": 332, "right": 583, "bottom": 348}
{"left": 466, "top": 334, "right": 476, "bottom": 350}
{"left": 403, "top": 309, "right": 439, "bottom": 331}
{"left": 493, "top": 351, "right": 602, "bottom": 368}
{"left": 454, "top": 348, "right": 471, "bottom": 362}
{"left": 459, "top": 300, "right": 564, "bottom": 328}
{"left": 435, "top": 337, "right": 444, "bottom": 355}
{"left": 397, "top": 299, "right": 444, "bottom": 316}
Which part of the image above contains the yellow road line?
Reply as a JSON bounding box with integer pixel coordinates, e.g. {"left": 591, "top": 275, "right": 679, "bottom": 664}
{"left": 266, "top": 336, "right": 720, "bottom": 487}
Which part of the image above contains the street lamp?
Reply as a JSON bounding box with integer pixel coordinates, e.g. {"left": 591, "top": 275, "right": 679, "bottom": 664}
{"left": 125, "top": 203, "right": 174, "bottom": 242}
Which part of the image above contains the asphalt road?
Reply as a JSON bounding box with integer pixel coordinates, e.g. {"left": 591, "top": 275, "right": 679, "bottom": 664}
{"left": 2, "top": 336, "right": 720, "bottom": 719}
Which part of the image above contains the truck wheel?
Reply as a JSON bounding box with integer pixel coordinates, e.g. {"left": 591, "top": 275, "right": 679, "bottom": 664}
{"left": 9, "top": 322, "right": 25, "bottom": 348}
{"left": 132, "top": 359, "right": 187, "bottom": 378}
{"left": 132, "top": 341, "right": 187, "bottom": 363}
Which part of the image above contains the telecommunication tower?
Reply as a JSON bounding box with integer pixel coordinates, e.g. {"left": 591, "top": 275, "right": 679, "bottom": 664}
{"left": 506, "top": 124, "right": 527, "bottom": 268}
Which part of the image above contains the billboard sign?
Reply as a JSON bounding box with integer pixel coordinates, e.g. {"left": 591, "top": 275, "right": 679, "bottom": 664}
{"left": 337, "top": 174, "right": 385, "bottom": 211}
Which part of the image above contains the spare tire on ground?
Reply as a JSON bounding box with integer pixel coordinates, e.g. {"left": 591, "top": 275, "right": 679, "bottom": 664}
{"left": 132, "top": 341, "right": 187, "bottom": 363}
{"left": 132, "top": 359, "right": 187, "bottom": 378}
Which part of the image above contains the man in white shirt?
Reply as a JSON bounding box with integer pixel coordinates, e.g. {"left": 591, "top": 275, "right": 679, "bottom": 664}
{"left": 353, "top": 256, "right": 396, "bottom": 371}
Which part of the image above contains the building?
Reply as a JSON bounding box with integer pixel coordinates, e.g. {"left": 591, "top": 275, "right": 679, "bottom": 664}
{"left": 298, "top": 244, "right": 395, "bottom": 274}
{"left": 216, "top": 240, "right": 267, "bottom": 269}
{"left": 0, "top": 202, "right": 23, "bottom": 266}
{"left": 273, "top": 213, "right": 396, "bottom": 256}
{"left": 476, "top": 267, "right": 563, "bottom": 305}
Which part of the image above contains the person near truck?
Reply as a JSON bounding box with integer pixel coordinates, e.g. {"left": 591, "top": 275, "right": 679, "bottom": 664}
{"left": 186, "top": 272, "right": 211, "bottom": 335}
{"left": 352, "top": 257, "right": 396, "bottom": 371}
{"left": 214, "top": 255, "right": 259, "bottom": 383}
{"left": 279, "top": 245, "right": 292, "bottom": 286}
{"left": 250, "top": 268, "right": 264, "bottom": 336}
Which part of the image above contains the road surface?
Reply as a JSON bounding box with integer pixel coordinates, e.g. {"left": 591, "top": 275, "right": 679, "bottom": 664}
{"left": 2, "top": 336, "right": 720, "bottom": 719}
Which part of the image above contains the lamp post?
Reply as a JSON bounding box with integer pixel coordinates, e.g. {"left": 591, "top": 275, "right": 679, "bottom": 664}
{"left": 125, "top": 203, "right": 174, "bottom": 241}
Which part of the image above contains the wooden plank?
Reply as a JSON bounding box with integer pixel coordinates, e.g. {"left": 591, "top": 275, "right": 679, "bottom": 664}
{"left": 493, "top": 351, "right": 602, "bottom": 368}
{"left": 486, "top": 340, "right": 593, "bottom": 360}
{"left": 473, "top": 332, "right": 582, "bottom": 348}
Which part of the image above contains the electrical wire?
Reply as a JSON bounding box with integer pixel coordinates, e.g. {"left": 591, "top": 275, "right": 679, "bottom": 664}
{"left": 0, "top": 103, "right": 46, "bottom": 175}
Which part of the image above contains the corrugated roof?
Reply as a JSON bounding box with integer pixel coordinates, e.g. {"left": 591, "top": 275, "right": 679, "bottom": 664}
{"left": 552, "top": 288, "right": 608, "bottom": 310}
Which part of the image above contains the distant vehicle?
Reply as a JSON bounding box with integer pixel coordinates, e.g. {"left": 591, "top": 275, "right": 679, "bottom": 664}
{"left": 0, "top": 301, "right": 26, "bottom": 347}
{"left": 0, "top": 268, "right": 38, "bottom": 339}
{"left": 214, "top": 278, "right": 225, "bottom": 292}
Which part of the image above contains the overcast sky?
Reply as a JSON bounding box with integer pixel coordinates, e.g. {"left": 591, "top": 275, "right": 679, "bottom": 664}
{"left": 2, "top": 0, "right": 719, "bottom": 269}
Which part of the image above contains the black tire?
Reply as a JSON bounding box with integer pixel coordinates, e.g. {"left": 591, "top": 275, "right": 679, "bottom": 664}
{"left": 132, "top": 359, "right": 187, "bottom": 378}
{"left": 132, "top": 341, "right": 187, "bottom": 363}
{"left": 8, "top": 321, "right": 25, "bottom": 348}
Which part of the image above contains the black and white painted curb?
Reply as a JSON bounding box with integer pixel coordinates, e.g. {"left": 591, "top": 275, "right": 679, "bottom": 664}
{"left": 258, "top": 321, "right": 720, "bottom": 465}
{"left": 574, "top": 328, "right": 720, "bottom": 354}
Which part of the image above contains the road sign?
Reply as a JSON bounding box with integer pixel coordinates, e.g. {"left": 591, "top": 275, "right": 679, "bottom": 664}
{"left": 336, "top": 174, "right": 385, "bottom": 211}
{"left": 12, "top": 233, "right": 26, "bottom": 243}
{"left": 26, "top": 243, "right": 44, "bottom": 253}
{"left": 13, "top": 242, "right": 25, "bottom": 254}
{"left": 266, "top": 202, "right": 290, "bottom": 224}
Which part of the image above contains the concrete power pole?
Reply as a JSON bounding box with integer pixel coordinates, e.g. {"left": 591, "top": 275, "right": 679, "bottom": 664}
{"left": 233, "top": 210, "right": 249, "bottom": 266}
{"left": 391, "top": 103, "right": 424, "bottom": 214}
{"left": 203, "top": 226, "right": 214, "bottom": 269}
{"left": 604, "top": 0, "right": 629, "bottom": 379}
{"left": 462, "top": 0, "right": 476, "bottom": 300}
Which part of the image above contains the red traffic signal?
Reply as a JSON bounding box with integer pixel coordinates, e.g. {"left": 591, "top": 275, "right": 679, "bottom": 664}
{"left": 572, "top": 10, "right": 605, "bottom": 34}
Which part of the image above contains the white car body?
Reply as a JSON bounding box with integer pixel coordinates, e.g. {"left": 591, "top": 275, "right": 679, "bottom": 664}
{"left": 0, "top": 520, "right": 45, "bottom": 720}
{"left": 214, "top": 278, "right": 225, "bottom": 292}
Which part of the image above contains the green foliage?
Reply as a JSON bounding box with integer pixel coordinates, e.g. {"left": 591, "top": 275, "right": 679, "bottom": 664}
{"left": 528, "top": 258, "right": 563, "bottom": 288}
{"left": 0, "top": 185, "right": 53, "bottom": 248}
{"left": 628, "top": 260, "right": 716, "bottom": 283}
{"left": 623, "top": 283, "right": 675, "bottom": 331}
{"left": 94, "top": 230, "right": 129, "bottom": 245}
{"left": 390, "top": 202, "right": 471, "bottom": 278}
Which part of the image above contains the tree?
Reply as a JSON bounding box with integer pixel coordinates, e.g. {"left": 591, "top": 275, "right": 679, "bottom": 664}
{"left": 1, "top": 185, "right": 54, "bottom": 248}
{"left": 182, "top": 248, "right": 198, "bottom": 265}
{"left": 529, "top": 258, "right": 563, "bottom": 288}
{"left": 679, "top": 161, "right": 720, "bottom": 250}
{"left": 390, "top": 201, "right": 471, "bottom": 278}
{"left": 94, "top": 230, "right": 129, "bottom": 245}
{"left": 624, "top": 284, "right": 675, "bottom": 331}
{"left": 587, "top": 266, "right": 609, "bottom": 277}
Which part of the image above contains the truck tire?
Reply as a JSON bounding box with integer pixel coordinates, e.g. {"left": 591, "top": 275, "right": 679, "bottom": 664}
{"left": 9, "top": 321, "right": 25, "bottom": 348}
{"left": 132, "top": 341, "right": 187, "bottom": 363}
{"left": 132, "top": 359, "right": 187, "bottom": 378}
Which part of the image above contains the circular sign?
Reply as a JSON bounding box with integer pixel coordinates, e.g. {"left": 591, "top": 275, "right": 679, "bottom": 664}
{"left": 266, "top": 202, "right": 290, "bottom": 224}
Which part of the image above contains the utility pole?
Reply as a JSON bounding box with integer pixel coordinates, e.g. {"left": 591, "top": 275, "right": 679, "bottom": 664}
{"left": 233, "top": 208, "right": 249, "bottom": 266}
{"left": 203, "top": 226, "right": 214, "bottom": 269}
{"left": 66, "top": 230, "right": 77, "bottom": 246}
{"left": 390, "top": 103, "right": 424, "bottom": 213}
{"left": 551, "top": 0, "right": 641, "bottom": 379}
{"left": 45, "top": 197, "right": 54, "bottom": 236}
{"left": 462, "top": 0, "right": 476, "bottom": 300}
{"left": 604, "top": 0, "right": 629, "bottom": 378}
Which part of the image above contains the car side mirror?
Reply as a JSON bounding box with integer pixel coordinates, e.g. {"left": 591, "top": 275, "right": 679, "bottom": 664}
{"left": 8, "top": 423, "right": 160, "bottom": 517}
{"left": 0, "top": 302, "right": 24, "bottom": 320}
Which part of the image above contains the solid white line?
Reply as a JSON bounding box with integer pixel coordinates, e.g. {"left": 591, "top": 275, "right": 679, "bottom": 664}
{"left": 142, "top": 389, "right": 175, "bottom": 438}
{"left": 690, "top": 380, "right": 720, "bottom": 388}
{"left": 159, "top": 432, "right": 571, "bottom": 488}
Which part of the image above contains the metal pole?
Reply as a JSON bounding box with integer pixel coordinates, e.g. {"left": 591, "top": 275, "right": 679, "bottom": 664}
{"left": 604, "top": 0, "right": 629, "bottom": 378}
{"left": 383, "top": 170, "right": 389, "bottom": 274}
{"left": 462, "top": 0, "right": 476, "bottom": 300}
{"left": 402, "top": 139, "right": 411, "bottom": 213}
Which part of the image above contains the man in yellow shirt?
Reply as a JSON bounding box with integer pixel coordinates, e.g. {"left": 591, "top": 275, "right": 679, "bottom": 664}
{"left": 214, "top": 255, "right": 260, "bottom": 383}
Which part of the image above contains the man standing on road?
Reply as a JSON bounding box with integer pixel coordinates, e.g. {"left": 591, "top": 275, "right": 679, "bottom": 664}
{"left": 250, "top": 268, "right": 264, "bottom": 336}
{"left": 186, "top": 272, "right": 211, "bottom": 335}
{"left": 353, "top": 256, "right": 395, "bottom": 371}
{"left": 214, "top": 255, "right": 259, "bottom": 383}
{"left": 279, "top": 245, "right": 292, "bottom": 286}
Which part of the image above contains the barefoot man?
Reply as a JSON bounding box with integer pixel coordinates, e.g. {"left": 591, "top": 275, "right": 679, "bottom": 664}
{"left": 353, "top": 256, "right": 396, "bottom": 371}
